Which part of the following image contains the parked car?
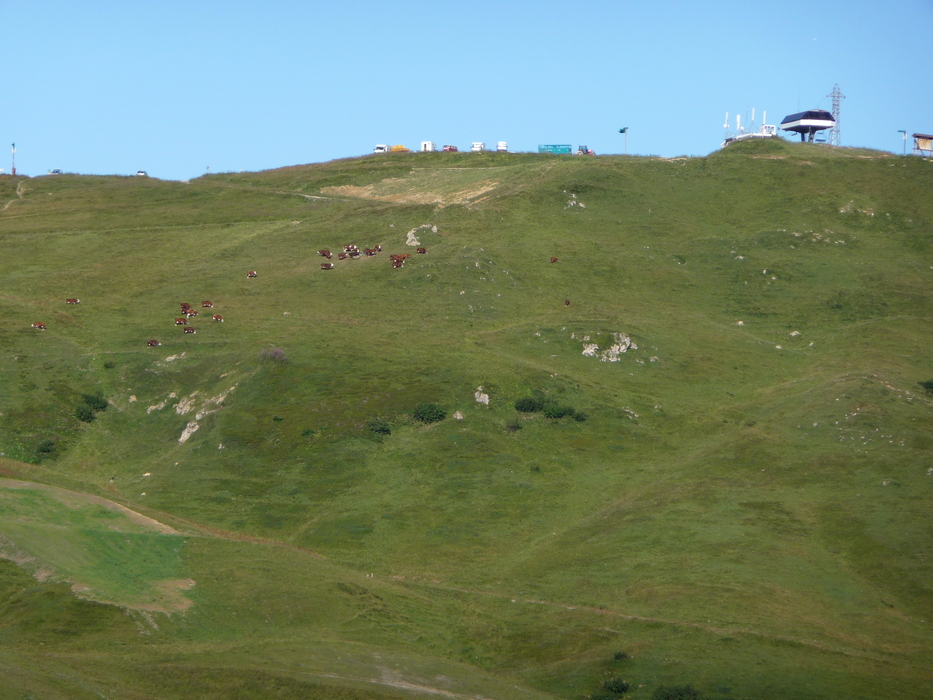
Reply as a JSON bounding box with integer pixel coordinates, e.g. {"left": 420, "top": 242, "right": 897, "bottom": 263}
{"left": 136, "top": 170, "right": 148, "bottom": 177}
{"left": 50, "top": 169, "right": 63, "bottom": 174}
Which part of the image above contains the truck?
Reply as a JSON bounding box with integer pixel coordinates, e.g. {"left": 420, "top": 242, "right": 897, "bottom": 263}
{"left": 373, "top": 145, "right": 390, "bottom": 154}
{"left": 471, "top": 142, "right": 485, "bottom": 152}
{"left": 496, "top": 141, "right": 508, "bottom": 152}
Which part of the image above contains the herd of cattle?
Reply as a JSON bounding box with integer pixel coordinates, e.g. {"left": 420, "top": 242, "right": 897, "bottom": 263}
{"left": 31, "top": 244, "right": 430, "bottom": 345}
{"left": 317, "top": 244, "right": 426, "bottom": 270}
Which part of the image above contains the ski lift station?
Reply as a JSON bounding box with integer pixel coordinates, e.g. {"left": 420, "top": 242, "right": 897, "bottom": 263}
{"left": 780, "top": 109, "right": 835, "bottom": 142}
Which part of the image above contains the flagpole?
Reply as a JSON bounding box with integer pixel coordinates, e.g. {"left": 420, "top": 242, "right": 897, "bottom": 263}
{"left": 11, "top": 143, "right": 15, "bottom": 176}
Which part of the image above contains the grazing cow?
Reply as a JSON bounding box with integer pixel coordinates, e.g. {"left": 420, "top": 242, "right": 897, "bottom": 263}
{"left": 550, "top": 257, "right": 559, "bottom": 263}
{"left": 66, "top": 298, "right": 80, "bottom": 304}
{"left": 211, "top": 314, "right": 223, "bottom": 322}
{"left": 318, "top": 249, "right": 332, "bottom": 259}
{"left": 32, "top": 322, "right": 46, "bottom": 330}
{"left": 175, "top": 318, "right": 188, "bottom": 325}
{"left": 247, "top": 270, "right": 258, "bottom": 278}
{"left": 400, "top": 253, "right": 411, "bottom": 260}
{"left": 564, "top": 299, "right": 571, "bottom": 306}
{"left": 374, "top": 244, "right": 382, "bottom": 252}
{"left": 321, "top": 263, "right": 334, "bottom": 270}
{"left": 185, "top": 310, "right": 198, "bottom": 318}
{"left": 338, "top": 252, "right": 348, "bottom": 260}
{"left": 183, "top": 327, "right": 197, "bottom": 334}
{"left": 389, "top": 254, "right": 403, "bottom": 261}
{"left": 147, "top": 339, "right": 161, "bottom": 346}
{"left": 416, "top": 247, "right": 426, "bottom": 254}
{"left": 349, "top": 250, "right": 361, "bottom": 258}
{"left": 202, "top": 301, "right": 213, "bottom": 308}
{"left": 392, "top": 260, "right": 404, "bottom": 269}
{"left": 364, "top": 248, "right": 377, "bottom": 256}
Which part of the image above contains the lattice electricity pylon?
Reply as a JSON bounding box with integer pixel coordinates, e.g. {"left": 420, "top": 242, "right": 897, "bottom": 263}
{"left": 827, "top": 84, "right": 845, "bottom": 147}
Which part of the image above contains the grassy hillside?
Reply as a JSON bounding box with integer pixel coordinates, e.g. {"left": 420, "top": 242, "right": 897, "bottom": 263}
{"left": 1, "top": 140, "right": 932, "bottom": 699}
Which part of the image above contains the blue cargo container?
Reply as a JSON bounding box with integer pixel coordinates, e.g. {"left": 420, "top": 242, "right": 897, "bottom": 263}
{"left": 538, "top": 144, "right": 573, "bottom": 154}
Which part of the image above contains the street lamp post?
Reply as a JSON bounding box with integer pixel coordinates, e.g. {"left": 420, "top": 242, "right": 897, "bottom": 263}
{"left": 898, "top": 130, "right": 907, "bottom": 156}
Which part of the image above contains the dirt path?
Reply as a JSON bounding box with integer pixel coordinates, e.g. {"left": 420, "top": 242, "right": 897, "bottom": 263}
{"left": 1, "top": 180, "right": 25, "bottom": 211}
{"left": 402, "top": 581, "right": 894, "bottom": 662}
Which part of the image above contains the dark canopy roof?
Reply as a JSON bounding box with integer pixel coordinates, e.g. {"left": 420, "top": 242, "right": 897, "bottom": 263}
{"left": 781, "top": 109, "right": 835, "bottom": 126}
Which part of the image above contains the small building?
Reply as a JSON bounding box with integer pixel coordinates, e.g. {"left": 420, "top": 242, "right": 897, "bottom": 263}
{"left": 913, "top": 133, "right": 933, "bottom": 157}
{"left": 538, "top": 144, "right": 573, "bottom": 154}
{"left": 421, "top": 141, "right": 437, "bottom": 152}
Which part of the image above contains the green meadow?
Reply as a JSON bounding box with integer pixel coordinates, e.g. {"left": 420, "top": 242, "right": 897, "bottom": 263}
{"left": 1, "top": 139, "right": 931, "bottom": 699}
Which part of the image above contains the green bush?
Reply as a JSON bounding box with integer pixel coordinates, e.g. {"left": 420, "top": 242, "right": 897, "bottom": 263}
{"left": 651, "top": 685, "right": 700, "bottom": 700}
{"left": 515, "top": 396, "right": 544, "bottom": 412}
{"left": 613, "top": 650, "right": 629, "bottom": 660}
{"left": 367, "top": 417, "right": 391, "bottom": 435}
{"left": 75, "top": 404, "right": 96, "bottom": 422}
{"left": 505, "top": 419, "right": 522, "bottom": 433}
{"left": 103, "top": 360, "right": 116, "bottom": 369}
{"left": 573, "top": 410, "right": 588, "bottom": 422}
{"left": 81, "top": 394, "right": 109, "bottom": 412}
{"left": 413, "top": 403, "right": 446, "bottom": 423}
{"left": 543, "top": 403, "right": 574, "bottom": 419}
{"left": 603, "top": 677, "right": 629, "bottom": 694}
{"left": 919, "top": 379, "right": 933, "bottom": 395}
{"left": 36, "top": 439, "right": 56, "bottom": 454}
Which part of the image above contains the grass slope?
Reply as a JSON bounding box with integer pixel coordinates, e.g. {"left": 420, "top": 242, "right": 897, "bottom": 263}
{"left": 1, "top": 140, "right": 932, "bottom": 699}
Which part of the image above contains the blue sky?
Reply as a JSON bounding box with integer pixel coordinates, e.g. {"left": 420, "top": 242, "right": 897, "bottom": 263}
{"left": 3, "top": 0, "right": 931, "bottom": 180}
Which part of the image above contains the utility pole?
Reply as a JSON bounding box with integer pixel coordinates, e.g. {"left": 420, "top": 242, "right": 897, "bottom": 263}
{"left": 11, "top": 143, "right": 15, "bottom": 176}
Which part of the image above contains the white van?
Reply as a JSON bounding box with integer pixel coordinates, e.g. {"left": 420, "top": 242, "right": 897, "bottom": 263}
{"left": 496, "top": 141, "right": 508, "bottom": 152}
{"left": 471, "top": 142, "right": 485, "bottom": 152}
{"left": 373, "top": 145, "right": 390, "bottom": 154}
{"left": 420, "top": 141, "right": 437, "bottom": 152}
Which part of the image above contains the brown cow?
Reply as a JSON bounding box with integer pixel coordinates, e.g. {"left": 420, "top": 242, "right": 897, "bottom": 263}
{"left": 374, "top": 245, "right": 382, "bottom": 252}
{"left": 32, "top": 322, "right": 46, "bottom": 330}
{"left": 321, "top": 263, "right": 334, "bottom": 270}
{"left": 66, "top": 298, "right": 80, "bottom": 304}
{"left": 550, "top": 257, "right": 559, "bottom": 263}
{"left": 185, "top": 310, "right": 198, "bottom": 318}
{"left": 247, "top": 270, "right": 258, "bottom": 278}
{"left": 175, "top": 318, "right": 188, "bottom": 325}
{"left": 416, "top": 247, "right": 426, "bottom": 254}
{"left": 202, "top": 301, "right": 213, "bottom": 308}
{"left": 364, "top": 248, "right": 377, "bottom": 256}
{"left": 318, "top": 249, "right": 332, "bottom": 259}
{"left": 183, "top": 327, "right": 197, "bottom": 334}
{"left": 180, "top": 303, "right": 192, "bottom": 310}
{"left": 147, "top": 339, "right": 161, "bottom": 346}
{"left": 564, "top": 299, "right": 571, "bottom": 306}
{"left": 212, "top": 314, "right": 223, "bottom": 322}
{"left": 338, "top": 252, "right": 348, "bottom": 260}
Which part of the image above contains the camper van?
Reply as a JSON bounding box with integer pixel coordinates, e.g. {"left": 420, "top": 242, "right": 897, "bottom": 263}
{"left": 471, "top": 142, "right": 485, "bottom": 152}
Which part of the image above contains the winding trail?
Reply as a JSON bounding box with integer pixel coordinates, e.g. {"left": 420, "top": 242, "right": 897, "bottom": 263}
{"left": 2, "top": 180, "right": 25, "bottom": 211}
